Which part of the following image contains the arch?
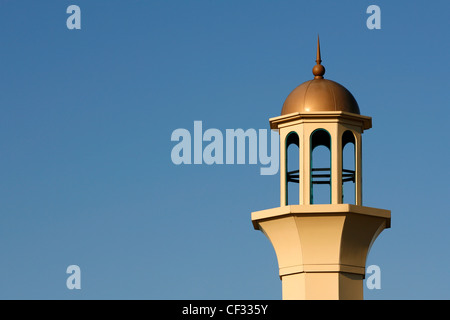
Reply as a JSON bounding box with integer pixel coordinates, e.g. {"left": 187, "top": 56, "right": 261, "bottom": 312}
{"left": 342, "top": 130, "right": 356, "bottom": 204}
{"left": 285, "top": 131, "right": 299, "bottom": 205}
{"left": 342, "top": 130, "right": 356, "bottom": 149}
{"left": 310, "top": 129, "right": 331, "bottom": 204}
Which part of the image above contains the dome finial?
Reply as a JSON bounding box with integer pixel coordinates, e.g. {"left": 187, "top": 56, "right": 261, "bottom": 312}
{"left": 316, "top": 34, "right": 322, "bottom": 64}
{"left": 313, "top": 35, "right": 325, "bottom": 79}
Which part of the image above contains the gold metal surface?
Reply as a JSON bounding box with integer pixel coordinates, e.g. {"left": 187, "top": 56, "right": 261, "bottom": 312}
{"left": 313, "top": 35, "right": 325, "bottom": 79}
{"left": 281, "top": 36, "right": 360, "bottom": 115}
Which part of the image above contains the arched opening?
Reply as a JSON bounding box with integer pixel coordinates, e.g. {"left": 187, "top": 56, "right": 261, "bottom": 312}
{"left": 286, "top": 132, "right": 299, "bottom": 205}
{"left": 310, "top": 129, "right": 331, "bottom": 204}
{"left": 342, "top": 130, "right": 356, "bottom": 204}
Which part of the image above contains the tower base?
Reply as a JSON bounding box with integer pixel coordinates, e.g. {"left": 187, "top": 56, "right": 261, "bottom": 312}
{"left": 251, "top": 204, "right": 390, "bottom": 300}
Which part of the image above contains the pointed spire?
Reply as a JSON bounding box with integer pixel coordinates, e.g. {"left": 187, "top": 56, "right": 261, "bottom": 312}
{"left": 313, "top": 34, "right": 325, "bottom": 79}
{"left": 316, "top": 34, "right": 322, "bottom": 65}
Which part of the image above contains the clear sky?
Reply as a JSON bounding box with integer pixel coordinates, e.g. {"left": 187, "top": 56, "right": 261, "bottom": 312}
{"left": 0, "top": 1, "right": 449, "bottom": 299}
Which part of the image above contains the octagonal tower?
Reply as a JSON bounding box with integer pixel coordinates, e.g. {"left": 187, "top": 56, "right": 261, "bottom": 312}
{"left": 251, "top": 37, "right": 391, "bottom": 300}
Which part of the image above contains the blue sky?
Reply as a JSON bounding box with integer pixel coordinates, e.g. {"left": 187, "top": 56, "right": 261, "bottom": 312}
{"left": 0, "top": 1, "right": 449, "bottom": 299}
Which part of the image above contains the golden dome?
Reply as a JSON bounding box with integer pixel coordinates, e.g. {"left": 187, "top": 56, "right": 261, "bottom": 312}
{"left": 281, "top": 78, "right": 360, "bottom": 115}
{"left": 281, "top": 37, "right": 360, "bottom": 115}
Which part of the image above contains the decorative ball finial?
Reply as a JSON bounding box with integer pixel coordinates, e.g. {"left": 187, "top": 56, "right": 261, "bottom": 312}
{"left": 313, "top": 35, "right": 325, "bottom": 79}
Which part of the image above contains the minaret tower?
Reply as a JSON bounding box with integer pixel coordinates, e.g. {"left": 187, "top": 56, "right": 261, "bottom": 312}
{"left": 251, "top": 37, "right": 391, "bottom": 300}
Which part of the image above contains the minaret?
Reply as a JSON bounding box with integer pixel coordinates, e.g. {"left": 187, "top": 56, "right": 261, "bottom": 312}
{"left": 251, "top": 37, "right": 391, "bottom": 300}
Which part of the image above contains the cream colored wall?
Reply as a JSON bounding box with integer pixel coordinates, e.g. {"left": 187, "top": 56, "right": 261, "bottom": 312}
{"left": 253, "top": 205, "right": 390, "bottom": 300}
